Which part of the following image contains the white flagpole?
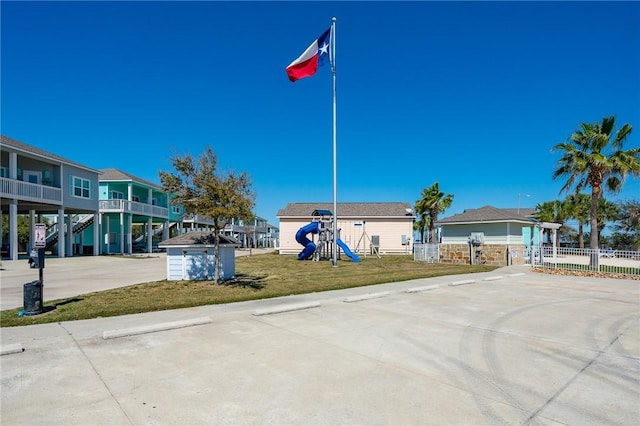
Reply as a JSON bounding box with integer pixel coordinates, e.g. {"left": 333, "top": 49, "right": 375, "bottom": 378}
{"left": 331, "top": 17, "right": 338, "bottom": 268}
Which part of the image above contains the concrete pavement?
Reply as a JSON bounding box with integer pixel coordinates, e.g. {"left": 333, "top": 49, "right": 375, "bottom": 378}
{"left": 0, "top": 249, "right": 273, "bottom": 311}
{"left": 1, "top": 258, "right": 639, "bottom": 425}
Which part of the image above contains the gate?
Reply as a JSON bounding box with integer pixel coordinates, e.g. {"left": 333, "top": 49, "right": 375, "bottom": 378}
{"left": 414, "top": 244, "right": 440, "bottom": 263}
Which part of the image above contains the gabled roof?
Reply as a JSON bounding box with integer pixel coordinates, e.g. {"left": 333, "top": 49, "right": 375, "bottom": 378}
{"left": 100, "top": 168, "right": 163, "bottom": 191}
{"left": 1, "top": 135, "right": 101, "bottom": 174}
{"left": 159, "top": 231, "right": 241, "bottom": 247}
{"left": 436, "top": 206, "right": 537, "bottom": 225}
{"left": 277, "top": 202, "right": 415, "bottom": 218}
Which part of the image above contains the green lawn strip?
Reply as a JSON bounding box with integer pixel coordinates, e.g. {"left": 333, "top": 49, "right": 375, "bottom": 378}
{"left": 1, "top": 254, "right": 497, "bottom": 327}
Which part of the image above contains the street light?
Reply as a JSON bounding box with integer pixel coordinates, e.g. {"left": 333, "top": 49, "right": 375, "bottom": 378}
{"left": 517, "top": 193, "right": 530, "bottom": 215}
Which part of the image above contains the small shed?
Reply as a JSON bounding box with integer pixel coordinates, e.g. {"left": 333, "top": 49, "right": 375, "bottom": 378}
{"left": 158, "top": 232, "right": 241, "bottom": 281}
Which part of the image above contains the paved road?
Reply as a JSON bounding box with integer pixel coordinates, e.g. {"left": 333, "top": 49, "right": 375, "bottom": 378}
{"left": 1, "top": 259, "right": 639, "bottom": 425}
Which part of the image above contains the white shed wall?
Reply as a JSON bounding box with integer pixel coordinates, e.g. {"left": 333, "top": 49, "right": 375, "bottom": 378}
{"left": 165, "top": 246, "right": 236, "bottom": 280}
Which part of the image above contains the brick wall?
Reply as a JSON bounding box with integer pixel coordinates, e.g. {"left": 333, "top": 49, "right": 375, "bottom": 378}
{"left": 439, "top": 244, "right": 527, "bottom": 267}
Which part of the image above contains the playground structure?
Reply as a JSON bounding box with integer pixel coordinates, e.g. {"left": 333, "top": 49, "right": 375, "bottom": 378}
{"left": 295, "top": 210, "right": 359, "bottom": 262}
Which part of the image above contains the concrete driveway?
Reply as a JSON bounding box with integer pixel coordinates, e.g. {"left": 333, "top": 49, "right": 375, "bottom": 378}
{"left": 0, "top": 249, "right": 273, "bottom": 311}
{"left": 1, "top": 262, "right": 638, "bottom": 425}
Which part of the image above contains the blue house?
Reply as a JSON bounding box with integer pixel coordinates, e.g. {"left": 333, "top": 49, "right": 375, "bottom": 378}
{"left": 1, "top": 135, "right": 101, "bottom": 259}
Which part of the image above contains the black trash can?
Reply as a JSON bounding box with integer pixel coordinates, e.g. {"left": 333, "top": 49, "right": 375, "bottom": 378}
{"left": 23, "top": 280, "right": 43, "bottom": 316}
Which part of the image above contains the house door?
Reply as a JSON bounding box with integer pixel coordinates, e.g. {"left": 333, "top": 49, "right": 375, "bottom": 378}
{"left": 23, "top": 170, "right": 42, "bottom": 184}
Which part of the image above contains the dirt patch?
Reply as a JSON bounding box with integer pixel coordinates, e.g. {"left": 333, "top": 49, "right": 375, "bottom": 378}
{"left": 532, "top": 267, "right": 640, "bottom": 280}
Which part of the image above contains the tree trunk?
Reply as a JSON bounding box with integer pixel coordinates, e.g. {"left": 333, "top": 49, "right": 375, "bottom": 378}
{"left": 213, "top": 230, "right": 220, "bottom": 284}
{"left": 578, "top": 223, "right": 584, "bottom": 249}
{"left": 589, "top": 187, "right": 601, "bottom": 269}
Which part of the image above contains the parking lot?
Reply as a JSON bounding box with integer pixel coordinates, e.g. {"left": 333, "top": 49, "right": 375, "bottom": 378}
{"left": 1, "top": 259, "right": 638, "bottom": 425}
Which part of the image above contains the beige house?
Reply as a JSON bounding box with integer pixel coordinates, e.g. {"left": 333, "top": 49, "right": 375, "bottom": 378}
{"left": 277, "top": 202, "right": 415, "bottom": 256}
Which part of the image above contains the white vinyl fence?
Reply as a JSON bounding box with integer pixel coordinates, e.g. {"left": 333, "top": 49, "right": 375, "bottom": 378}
{"left": 524, "top": 246, "right": 640, "bottom": 276}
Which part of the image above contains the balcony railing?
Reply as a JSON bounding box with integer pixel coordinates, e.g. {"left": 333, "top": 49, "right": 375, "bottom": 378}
{"left": 182, "top": 214, "right": 216, "bottom": 226}
{"left": 0, "top": 177, "right": 62, "bottom": 204}
{"left": 99, "top": 199, "right": 169, "bottom": 219}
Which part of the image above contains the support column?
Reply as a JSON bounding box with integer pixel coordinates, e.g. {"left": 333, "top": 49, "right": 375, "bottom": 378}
{"left": 29, "top": 210, "right": 36, "bottom": 254}
{"left": 127, "top": 214, "right": 133, "bottom": 255}
{"left": 147, "top": 217, "right": 153, "bottom": 253}
{"left": 58, "top": 209, "right": 65, "bottom": 257}
{"left": 93, "top": 213, "right": 100, "bottom": 255}
{"left": 105, "top": 215, "right": 110, "bottom": 255}
{"left": 119, "top": 212, "right": 125, "bottom": 254}
{"left": 66, "top": 213, "right": 73, "bottom": 256}
{"left": 9, "top": 201, "right": 18, "bottom": 260}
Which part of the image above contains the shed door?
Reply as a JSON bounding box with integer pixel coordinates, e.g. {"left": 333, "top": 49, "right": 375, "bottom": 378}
{"left": 183, "top": 250, "right": 207, "bottom": 280}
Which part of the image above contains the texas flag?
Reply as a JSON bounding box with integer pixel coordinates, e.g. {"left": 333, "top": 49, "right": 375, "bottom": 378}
{"left": 285, "top": 27, "right": 332, "bottom": 82}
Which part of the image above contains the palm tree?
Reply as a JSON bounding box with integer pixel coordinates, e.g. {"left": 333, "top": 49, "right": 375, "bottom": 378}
{"left": 564, "top": 193, "right": 590, "bottom": 248}
{"left": 415, "top": 182, "right": 454, "bottom": 243}
{"left": 534, "top": 200, "right": 568, "bottom": 246}
{"left": 552, "top": 116, "right": 639, "bottom": 255}
{"left": 412, "top": 213, "right": 429, "bottom": 244}
{"left": 596, "top": 198, "right": 620, "bottom": 244}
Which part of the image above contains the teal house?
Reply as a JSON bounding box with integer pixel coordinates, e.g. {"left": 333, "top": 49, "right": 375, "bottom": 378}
{"left": 97, "top": 168, "right": 183, "bottom": 254}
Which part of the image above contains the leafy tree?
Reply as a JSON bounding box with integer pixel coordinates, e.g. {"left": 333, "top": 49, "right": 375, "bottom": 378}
{"left": 604, "top": 231, "right": 636, "bottom": 251}
{"left": 2, "top": 215, "right": 46, "bottom": 252}
{"left": 564, "top": 193, "right": 590, "bottom": 248}
{"left": 558, "top": 224, "right": 578, "bottom": 246}
{"left": 159, "top": 146, "right": 255, "bottom": 284}
{"left": 614, "top": 199, "right": 640, "bottom": 249}
{"left": 415, "top": 182, "right": 454, "bottom": 243}
{"left": 552, "top": 115, "right": 639, "bottom": 261}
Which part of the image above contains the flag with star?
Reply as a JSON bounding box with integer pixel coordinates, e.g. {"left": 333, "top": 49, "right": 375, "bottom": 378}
{"left": 285, "top": 27, "right": 332, "bottom": 82}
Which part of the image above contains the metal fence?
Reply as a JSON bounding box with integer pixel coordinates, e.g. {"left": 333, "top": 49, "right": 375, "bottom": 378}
{"left": 414, "top": 244, "right": 440, "bottom": 263}
{"left": 524, "top": 246, "right": 640, "bottom": 276}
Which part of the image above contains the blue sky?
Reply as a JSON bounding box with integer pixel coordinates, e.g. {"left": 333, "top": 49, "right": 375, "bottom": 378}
{"left": 2, "top": 1, "right": 639, "bottom": 227}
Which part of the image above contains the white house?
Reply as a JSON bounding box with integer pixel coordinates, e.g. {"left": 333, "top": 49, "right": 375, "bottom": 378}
{"left": 158, "top": 231, "right": 241, "bottom": 281}
{"left": 277, "top": 202, "right": 415, "bottom": 256}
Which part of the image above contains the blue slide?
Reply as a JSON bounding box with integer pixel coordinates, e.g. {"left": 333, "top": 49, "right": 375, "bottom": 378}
{"left": 336, "top": 238, "right": 360, "bottom": 262}
{"left": 295, "top": 222, "right": 319, "bottom": 260}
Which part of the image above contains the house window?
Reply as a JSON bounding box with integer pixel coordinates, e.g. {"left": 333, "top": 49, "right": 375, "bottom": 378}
{"left": 0, "top": 167, "right": 8, "bottom": 178}
{"left": 172, "top": 206, "right": 181, "bottom": 214}
{"left": 132, "top": 195, "right": 140, "bottom": 202}
{"left": 111, "top": 190, "right": 124, "bottom": 200}
{"left": 73, "top": 176, "right": 91, "bottom": 199}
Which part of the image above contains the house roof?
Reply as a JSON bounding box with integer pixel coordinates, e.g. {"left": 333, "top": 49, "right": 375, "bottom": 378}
{"left": 277, "top": 202, "right": 415, "bottom": 218}
{"left": 1, "top": 135, "right": 102, "bottom": 174}
{"left": 159, "top": 231, "right": 241, "bottom": 247}
{"left": 436, "top": 206, "right": 537, "bottom": 225}
{"left": 100, "top": 168, "right": 163, "bottom": 191}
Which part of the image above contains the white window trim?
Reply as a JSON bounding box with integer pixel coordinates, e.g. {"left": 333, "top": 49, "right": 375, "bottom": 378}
{"left": 111, "top": 190, "right": 124, "bottom": 200}
{"left": 72, "top": 176, "right": 91, "bottom": 199}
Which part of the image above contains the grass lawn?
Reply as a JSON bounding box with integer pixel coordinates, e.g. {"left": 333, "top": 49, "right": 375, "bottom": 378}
{"left": 0, "top": 253, "right": 498, "bottom": 327}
